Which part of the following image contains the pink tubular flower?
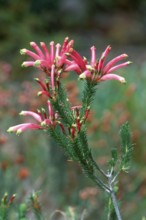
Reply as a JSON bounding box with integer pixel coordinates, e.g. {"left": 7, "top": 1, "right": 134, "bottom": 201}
{"left": 21, "top": 37, "right": 74, "bottom": 93}
{"left": 67, "top": 45, "right": 131, "bottom": 83}
{"left": 7, "top": 123, "right": 41, "bottom": 135}
{"left": 7, "top": 101, "right": 64, "bottom": 135}
{"left": 20, "top": 37, "right": 74, "bottom": 76}
{"left": 101, "top": 74, "right": 126, "bottom": 83}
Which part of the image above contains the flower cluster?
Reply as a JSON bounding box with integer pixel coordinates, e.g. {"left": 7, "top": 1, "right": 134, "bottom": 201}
{"left": 21, "top": 37, "right": 74, "bottom": 97}
{"left": 21, "top": 37, "right": 73, "bottom": 72}
{"left": 7, "top": 101, "right": 64, "bottom": 135}
{"left": 8, "top": 37, "right": 130, "bottom": 135}
{"left": 66, "top": 45, "right": 130, "bottom": 83}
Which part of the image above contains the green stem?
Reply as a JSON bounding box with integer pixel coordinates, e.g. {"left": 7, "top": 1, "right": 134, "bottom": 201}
{"left": 93, "top": 161, "right": 108, "bottom": 179}
{"left": 108, "top": 176, "right": 122, "bottom": 220}
{"left": 107, "top": 197, "right": 112, "bottom": 220}
{"left": 110, "top": 190, "right": 122, "bottom": 220}
{"left": 95, "top": 176, "right": 110, "bottom": 193}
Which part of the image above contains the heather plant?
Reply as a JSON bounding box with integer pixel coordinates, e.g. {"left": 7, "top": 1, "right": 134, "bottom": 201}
{"left": 7, "top": 37, "right": 133, "bottom": 220}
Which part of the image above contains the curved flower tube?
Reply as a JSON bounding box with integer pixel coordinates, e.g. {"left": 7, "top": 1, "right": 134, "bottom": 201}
{"left": 67, "top": 45, "right": 131, "bottom": 83}
{"left": 7, "top": 101, "right": 63, "bottom": 135}
{"left": 20, "top": 37, "right": 74, "bottom": 76}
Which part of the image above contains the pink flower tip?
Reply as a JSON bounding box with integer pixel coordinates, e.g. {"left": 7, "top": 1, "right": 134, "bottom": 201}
{"left": 50, "top": 41, "right": 54, "bottom": 46}
{"left": 101, "top": 74, "right": 126, "bottom": 84}
{"left": 40, "top": 42, "right": 45, "bottom": 46}
{"left": 30, "top": 41, "right": 36, "bottom": 46}
{"left": 123, "top": 53, "right": 128, "bottom": 58}
{"left": 107, "top": 45, "right": 111, "bottom": 49}
{"left": 21, "top": 61, "right": 35, "bottom": 67}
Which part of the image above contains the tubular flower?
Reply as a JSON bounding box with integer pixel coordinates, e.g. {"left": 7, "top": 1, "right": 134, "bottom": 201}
{"left": 67, "top": 45, "right": 131, "bottom": 83}
{"left": 35, "top": 78, "right": 52, "bottom": 99}
{"left": 21, "top": 37, "right": 74, "bottom": 76}
{"left": 7, "top": 101, "right": 64, "bottom": 135}
{"left": 69, "top": 105, "right": 90, "bottom": 138}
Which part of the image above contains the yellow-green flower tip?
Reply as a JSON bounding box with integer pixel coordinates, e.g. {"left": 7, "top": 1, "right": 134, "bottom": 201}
{"left": 34, "top": 78, "right": 39, "bottom": 82}
{"left": 34, "top": 60, "right": 41, "bottom": 67}
{"left": 20, "top": 49, "right": 26, "bottom": 55}
{"left": 79, "top": 73, "right": 86, "bottom": 80}
{"left": 7, "top": 127, "right": 13, "bottom": 133}
{"left": 37, "top": 91, "right": 42, "bottom": 96}
{"left": 21, "top": 62, "right": 27, "bottom": 67}
{"left": 19, "top": 111, "right": 24, "bottom": 116}
{"left": 41, "top": 121, "right": 46, "bottom": 126}
{"left": 16, "top": 129, "right": 22, "bottom": 136}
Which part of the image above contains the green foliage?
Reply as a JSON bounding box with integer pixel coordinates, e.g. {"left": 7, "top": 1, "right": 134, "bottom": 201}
{"left": 72, "top": 136, "right": 96, "bottom": 182}
{"left": 49, "top": 79, "right": 100, "bottom": 185}
{"left": 110, "top": 148, "right": 118, "bottom": 167}
{"left": 0, "top": 193, "right": 44, "bottom": 220}
{"left": 18, "top": 203, "right": 27, "bottom": 220}
{"left": 81, "top": 80, "right": 97, "bottom": 118}
{"left": 0, "top": 193, "right": 15, "bottom": 220}
{"left": 48, "top": 127, "right": 77, "bottom": 160}
{"left": 119, "top": 122, "right": 133, "bottom": 172}
{"left": 29, "top": 192, "right": 44, "bottom": 220}
{"left": 0, "top": 197, "right": 8, "bottom": 220}
{"left": 53, "top": 83, "right": 74, "bottom": 126}
{"left": 49, "top": 123, "right": 97, "bottom": 183}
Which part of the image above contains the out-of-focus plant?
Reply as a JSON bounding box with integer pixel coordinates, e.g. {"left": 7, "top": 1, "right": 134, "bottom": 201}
{"left": 0, "top": 192, "right": 44, "bottom": 220}
{"left": 7, "top": 36, "right": 133, "bottom": 220}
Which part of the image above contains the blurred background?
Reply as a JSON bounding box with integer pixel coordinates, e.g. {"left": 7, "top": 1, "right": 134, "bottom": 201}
{"left": 1, "top": 0, "right": 146, "bottom": 219}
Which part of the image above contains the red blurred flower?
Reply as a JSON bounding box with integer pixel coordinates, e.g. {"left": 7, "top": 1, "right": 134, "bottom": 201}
{"left": 1, "top": 160, "right": 8, "bottom": 171}
{"left": 18, "top": 167, "right": 30, "bottom": 180}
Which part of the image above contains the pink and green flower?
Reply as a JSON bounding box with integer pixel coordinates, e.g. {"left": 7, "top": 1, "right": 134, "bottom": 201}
{"left": 7, "top": 101, "right": 63, "bottom": 135}
{"left": 66, "top": 45, "right": 131, "bottom": 83}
